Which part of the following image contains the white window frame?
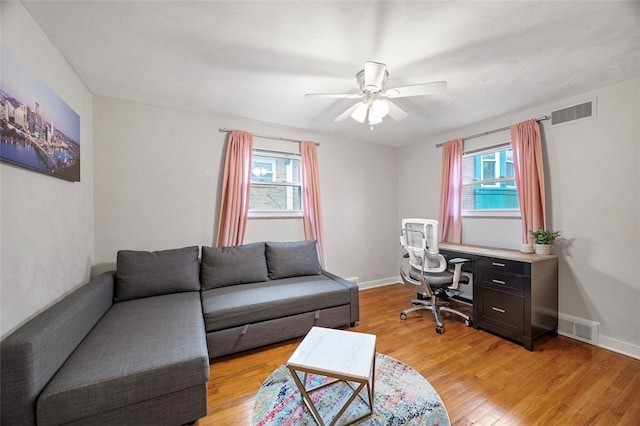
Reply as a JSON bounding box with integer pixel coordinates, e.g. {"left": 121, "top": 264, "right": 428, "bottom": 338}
{"left": 480, "top": 152, "right": 500, "bottom": 188}
{"left": 462, "top": 144, "right": 521, "bottom": 218}
{"left": 249, "top": 149, "right": 303, "bottom": 219}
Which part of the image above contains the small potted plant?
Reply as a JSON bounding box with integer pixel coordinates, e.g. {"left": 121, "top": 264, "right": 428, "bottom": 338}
{"left": 528, "top": 227, "right": 561, "bottom": 255}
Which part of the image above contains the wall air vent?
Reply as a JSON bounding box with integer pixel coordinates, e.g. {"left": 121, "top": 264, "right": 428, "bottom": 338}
{"left": 551, "top": 99, "right": 596, "bottom": 126}
{"left": 558, "top": 313, "right": 599, "bottom": 346}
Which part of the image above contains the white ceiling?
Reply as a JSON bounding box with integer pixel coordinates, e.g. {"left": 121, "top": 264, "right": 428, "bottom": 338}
{"left": 21, "top": 0, "right": 640, "bottom": 147}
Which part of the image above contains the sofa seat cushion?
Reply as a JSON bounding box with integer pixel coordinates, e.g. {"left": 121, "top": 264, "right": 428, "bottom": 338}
{"left": 201, "top": 274, "right": 351, "bottom": 332}
{"left": 36, "top": 292, "right": 209, "bottom": 426}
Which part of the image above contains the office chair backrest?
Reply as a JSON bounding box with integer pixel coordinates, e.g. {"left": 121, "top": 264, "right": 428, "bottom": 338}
{"left": 400, "top": 218, "right": 447, "bottom": 273}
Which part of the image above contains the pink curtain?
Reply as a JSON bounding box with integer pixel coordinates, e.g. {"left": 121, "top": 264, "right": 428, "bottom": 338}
{"left": 215, "top": 130, "right": 253, "bottom": 247}
{"left": 439, "top": 139, "right": 463, "bottom": 243}
{"left": 300, "top": 141, "right": 326, "bottom": 267}
{"left": 511, "top": 120, "right": 546, "bottom": 243}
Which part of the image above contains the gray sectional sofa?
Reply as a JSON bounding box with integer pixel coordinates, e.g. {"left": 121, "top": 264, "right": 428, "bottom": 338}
{"left": 1, "top": 240, "right": 359, "bottom": 425}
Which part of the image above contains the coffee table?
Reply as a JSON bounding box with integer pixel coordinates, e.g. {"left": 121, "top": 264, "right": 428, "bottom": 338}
{"left": 286, "top": 326, "right": 377, "bottom": 426}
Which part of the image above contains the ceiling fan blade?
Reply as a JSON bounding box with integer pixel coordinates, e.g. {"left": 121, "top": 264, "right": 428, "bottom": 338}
{"left": 305, "top": 93, "right": 362, "bottom": 99}
{"left": 385, "top": 81, "right": 447, "bottom": 98}
{"left": 387, "top": 100, "right": 408, "bottom": 121}
{"left": 333, "top": 102, "right": 361, "bottom": 122}
{"left": 364, "top": 61, "right": 387, "bottom": 92}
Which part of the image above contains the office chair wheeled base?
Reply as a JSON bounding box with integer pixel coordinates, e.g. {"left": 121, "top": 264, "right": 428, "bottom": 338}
{"left": 400, "top": 298, "right": 472, "bottom": 334}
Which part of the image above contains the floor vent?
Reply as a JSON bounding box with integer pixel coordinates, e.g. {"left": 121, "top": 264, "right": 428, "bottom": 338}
{"left": 551, "top": 99, "right": 595, "bottom": 126}
{"left": 558, "top": 313, "right": 599, "bottom": 345}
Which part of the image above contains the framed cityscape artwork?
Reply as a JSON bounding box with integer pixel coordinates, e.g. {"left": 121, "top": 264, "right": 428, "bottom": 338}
{"left": 0, "top": 44, "right": 81, "bottom": 182}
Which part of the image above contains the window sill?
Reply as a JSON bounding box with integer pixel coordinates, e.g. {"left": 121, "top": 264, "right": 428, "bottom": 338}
{"left": 462, "top": 209, "right": 521, "bottom": 219}
{"left": 248, "top": 211, "right": 303, "bottom": 219}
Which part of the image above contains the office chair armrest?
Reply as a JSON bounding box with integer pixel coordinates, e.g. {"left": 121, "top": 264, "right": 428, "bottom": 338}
{"left": 448, "top": 258, "right": 469, "bottom": 290}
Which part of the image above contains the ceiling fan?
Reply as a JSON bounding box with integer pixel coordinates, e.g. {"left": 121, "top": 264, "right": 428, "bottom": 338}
{"left": 305, "top": 61, "right": 447, "bottom": 128}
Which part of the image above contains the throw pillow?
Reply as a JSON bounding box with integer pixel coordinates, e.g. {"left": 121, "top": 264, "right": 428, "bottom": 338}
{"left": 265, "top": 240, "right": 321, "bottom": 280}
{"left": 115, "top": 246, "right": 200, "bottom": 302}
{"left": 201, "top": 242, "right": 269, "bottom": 289}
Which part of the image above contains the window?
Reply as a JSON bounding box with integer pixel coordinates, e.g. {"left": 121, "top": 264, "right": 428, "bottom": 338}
{"left": 249, "top": 151, "right": 302, "bottom": 217}
{"left": 462, "top": 145, "right": 520, "bottom": 215}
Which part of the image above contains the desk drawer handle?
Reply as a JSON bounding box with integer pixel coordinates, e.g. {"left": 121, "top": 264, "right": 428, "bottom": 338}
{"left": 492, "top": 279, "right": 506, "bottom": 285}
{"left": 492, "top": 307, "right": 506, "bottom": 313}
{"left": 492, "top": 262, "right": 506, "bottom": 267}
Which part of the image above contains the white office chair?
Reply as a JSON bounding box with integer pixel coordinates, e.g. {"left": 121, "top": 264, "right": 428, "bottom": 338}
{"left": 399, "top": 218, "right": 472, "bottom": 334}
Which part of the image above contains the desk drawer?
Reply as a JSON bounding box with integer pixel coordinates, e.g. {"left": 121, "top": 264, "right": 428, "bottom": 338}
{"left": 480, "top": 288, "right": 524, "bottom": 333}
{"left": 478, "top": 257, "right": 529, "bottom": 275}
{"left": 479, "top": 271, "right": 525, "bottom": 296}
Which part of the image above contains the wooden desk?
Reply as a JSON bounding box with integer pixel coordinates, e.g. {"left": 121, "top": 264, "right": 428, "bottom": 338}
{"left": 440, "top": 243, "right": 558, "bottom": 351}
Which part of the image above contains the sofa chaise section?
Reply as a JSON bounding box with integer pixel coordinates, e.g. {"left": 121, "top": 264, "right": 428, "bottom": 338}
{"left": 1, "top": 272, "right": 114, "bottom": 426}
{"left": 1, "top": 246, "right": 210, "bottom": 426}
{"left": 36, "top": 291, "right": 209, "bottom": 426}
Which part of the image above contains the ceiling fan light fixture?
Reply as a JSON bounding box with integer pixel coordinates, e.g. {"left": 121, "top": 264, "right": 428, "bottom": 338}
{"left": 370, "top": 99, "right": 390, "bottom": 119}
{"left": 368, "top": 112, "right": 383, "bottom": 126}
{"left": 351, "top": 102, "right": 369, "bottom": 123}
{"left": 366, "top": 99, "right": 390, "bottom": 126}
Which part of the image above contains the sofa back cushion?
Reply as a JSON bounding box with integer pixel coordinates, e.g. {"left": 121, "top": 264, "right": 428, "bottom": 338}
{"left": 115, "top": 246, "right": 200, "bottom": 302}
{"left": 201, "top": 242, "right": 269, "bottom": 290}
{"left": 266, "top": 240, "right": 321, "bottom": 280}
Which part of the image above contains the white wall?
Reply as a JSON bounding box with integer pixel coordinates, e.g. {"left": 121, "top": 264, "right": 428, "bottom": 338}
{"left": 398, "top": 77, "right": 640, "bottom": 357}
{"left": 0, "top": 2, "right": 94, "bottom": 338}
{"left": 93, "top": 97, "right": 399, "bottom": 286}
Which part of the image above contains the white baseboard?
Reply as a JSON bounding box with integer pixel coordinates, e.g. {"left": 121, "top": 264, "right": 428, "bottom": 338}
{"left": 599, "top": 335, "right": 640, "bottom": 360}
{"left": 358, "top": 276, "right": 400, "bottom": 290}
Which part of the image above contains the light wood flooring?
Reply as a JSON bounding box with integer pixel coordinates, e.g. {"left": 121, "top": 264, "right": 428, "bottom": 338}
{"left": 200, "top": 283, "right": 640, "bottom": 425}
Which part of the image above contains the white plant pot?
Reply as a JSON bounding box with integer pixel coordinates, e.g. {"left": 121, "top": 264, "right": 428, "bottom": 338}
{"left": 534, "top": 243, "right": 551, "bottom": 255}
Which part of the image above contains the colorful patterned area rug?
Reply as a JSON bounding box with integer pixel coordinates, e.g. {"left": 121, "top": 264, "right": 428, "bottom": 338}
{"left": 252, "top": 353, "right": 450, "bottom": 425}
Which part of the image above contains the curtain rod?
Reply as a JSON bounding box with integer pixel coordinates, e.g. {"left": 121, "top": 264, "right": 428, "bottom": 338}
{"left": 218, "top": 128, "right": 320, "bottom": 146}
{"left": 435, "top": 115, "right": 549, "bottom": 148}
